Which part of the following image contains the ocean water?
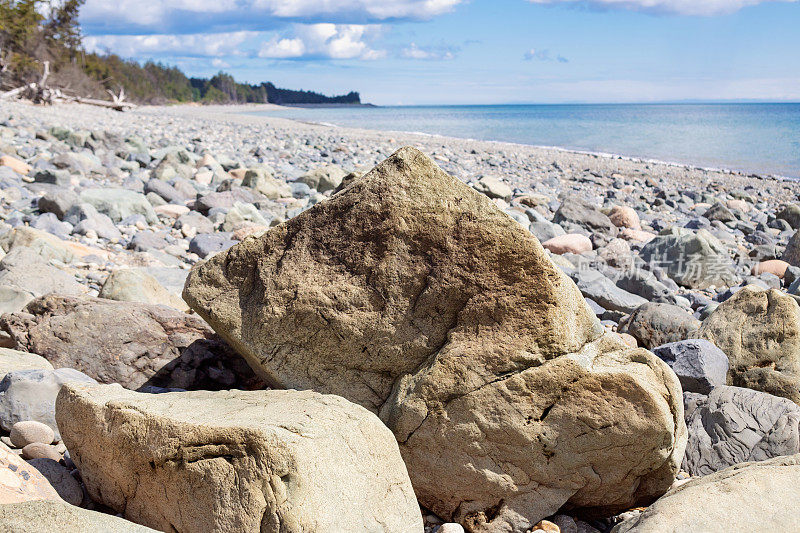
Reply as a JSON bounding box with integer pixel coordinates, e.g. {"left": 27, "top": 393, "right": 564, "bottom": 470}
{"left": 251, "top": 103, "right": 800, "bottom": 178}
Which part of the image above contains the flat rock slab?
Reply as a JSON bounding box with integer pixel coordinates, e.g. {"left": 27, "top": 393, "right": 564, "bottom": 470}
{"left": 56, "top": 383, "right": 423, "bottom": 533}
{"left": 184, "top": 146, "right": 686, "bottom": 532}
{"left": 612, "top": 454, "right": 800, "bottom": 532}
{"left": 683, "top": 386, "right": 800, "bottom": 476}
{"left": 0, "top": 500, "right": 157, "bottom": 532}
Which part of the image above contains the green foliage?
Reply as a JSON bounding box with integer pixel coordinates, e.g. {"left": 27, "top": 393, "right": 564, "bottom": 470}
{"left": 0, "top": 0, "right": 361, "bottom": 104}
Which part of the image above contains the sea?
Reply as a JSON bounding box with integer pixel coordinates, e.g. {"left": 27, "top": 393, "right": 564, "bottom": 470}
{"left": 251, "top": 103, "right": 800, "bottom": 179}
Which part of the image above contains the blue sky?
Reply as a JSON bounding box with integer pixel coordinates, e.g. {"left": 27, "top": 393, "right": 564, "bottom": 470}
{"left": 80, "top": 0, "right": 800, "bottom": 105}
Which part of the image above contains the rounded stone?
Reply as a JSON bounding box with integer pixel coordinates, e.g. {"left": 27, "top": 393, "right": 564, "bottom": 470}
{"left": 752, "top": 259, "right": 790, "bottom": 278}
{"left": 542, "top": 233, "right": 593, "bottom": 255}
{"left": 10, "top": 421, "right": 54, "bottom": 448}
{"left": 608, "top": 205, "right": 641, "bottom": 230}
{"left": 436, "top": 524, "right": 465, "bottom": 533}
{"left": 21, "top": 442, "right": 61, "bottom": 461}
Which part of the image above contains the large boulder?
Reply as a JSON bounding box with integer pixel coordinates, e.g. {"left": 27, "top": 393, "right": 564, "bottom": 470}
{"left": 0, "top": 295, "right": 261, "bottom": 391}
{"left": 612, "top": 454, "right": 800, "bottom": 532}
{"left": 184, "top": 147, "right": 686, "bottom": 532}
{"left": 698, "top": 285, "right": 800, "bottom": 404}
{"left": 0, "top": 500, "right": 158, "bottom": 532}
{"left": 639, "top": 227, "right": 739, "bottom": 289}
{"left": 0, "top": 367, "right": 96, "bottom": 439}
{"left": 683, "top": 386, "right": 800, "bottom": 476}
{"left": 782, "top": 229, "right": 800, "bottom": 267}
{"left": 56, "top": 383, "right": 423, "bottom": 533}
{"left": 0, "top": 227, "right": 75, "bottom": 264}
{"left": 79, "top": 188, "right": 158, "bottom": 224}
{"left": 620, "top": 303, "right": 700, "bottom": 350}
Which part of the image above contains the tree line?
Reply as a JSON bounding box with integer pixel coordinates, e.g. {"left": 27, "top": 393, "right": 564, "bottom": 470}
{"left": 0, "top": 0, "right": 361, "bottom": 105}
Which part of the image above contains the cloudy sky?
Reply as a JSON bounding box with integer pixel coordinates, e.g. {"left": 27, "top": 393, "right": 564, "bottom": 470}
{"left": 80, "top": 0, "right": 800, "bottom": 105}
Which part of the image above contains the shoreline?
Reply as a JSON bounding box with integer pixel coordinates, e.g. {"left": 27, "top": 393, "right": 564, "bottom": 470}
{"left": 227, "top": 103, "right": 797, "bottom": 182}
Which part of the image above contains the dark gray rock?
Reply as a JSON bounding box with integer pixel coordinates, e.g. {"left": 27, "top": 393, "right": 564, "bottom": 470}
{"left": 0, "top": 367, "right": 97, "bottom": 439}
{"left": 37, "top": 189, "right": 78, "bottom": 220}
{"left": 776, "top": 204, "right": 800, "bottom": 229}
{"left": 683, "top": 386, "right": 800, "bottom": 476}
{"left": 653, "top": 339, "right": 729, "bottom": 394}
{"left": 569, "top": 268, "right": 647, "bottom": 313}
{"left": 188, "top": 232, "right": 237, "bottom": 258}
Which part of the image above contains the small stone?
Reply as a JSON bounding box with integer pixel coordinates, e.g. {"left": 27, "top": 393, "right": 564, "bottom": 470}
{"left": 10, "top": 421, "right": 54, "bottom": 448}
{"left": 608, "top": 206, "right": 641, "bottom": 230}
{"left": 542, "top": 234, "right": 592, "bottom": 254}
{"left": 533, "top": 519, "right": 561, "bottom": 532}
{"left": 0, "top": 155, "right": 31, "bottom": 175}
{"left": 550, "top": 515, "right": 578, "bottom": 533}
{"left": 21, "top": 442, "right": 61, "bottom": 461}
{"left": 436, "top": 524, "right": 465, "bottom": 533}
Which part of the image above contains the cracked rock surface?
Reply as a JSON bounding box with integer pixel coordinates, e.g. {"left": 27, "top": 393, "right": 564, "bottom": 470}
{"left": 184, "top": 146, "right": 687, "bottom": 532}
{"left": 55, "top": 382, "right": 422, "bottom": 533}
{"left": 682, "top": 386, "right": 800, "bottom": 476}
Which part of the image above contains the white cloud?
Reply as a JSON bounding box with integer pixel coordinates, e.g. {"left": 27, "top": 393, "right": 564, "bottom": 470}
{"left": 81, "top": 0, "right": 463, "bottom": 29}
{"left": 258, "top": 24, "right": 385, "bottom": 60}
{"left": 401, "top": 43, "right": 456, "bottom": 60}
{"left": 211, "top": 58, "right": 230, "bottom": 68}
{"left": 83, "top": 31, "right": 254, "bottom": 58}
{"left": 524, "top": 48, "right": 568, "bottom": 62}
{"left": 527, "top": 0, "right": 797, "bottom": 16}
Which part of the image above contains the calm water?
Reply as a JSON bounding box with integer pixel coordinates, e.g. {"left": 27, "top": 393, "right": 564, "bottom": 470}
{"left": 252, "top": 103, "right": 800, "bottom": 178}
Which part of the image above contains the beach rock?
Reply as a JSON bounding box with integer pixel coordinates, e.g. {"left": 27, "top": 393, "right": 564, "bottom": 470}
{"left": 570, "top": 269, "right": 648, "bottom": 313}
{"left": 0, "top": 295, "right": 260, "bottom": 391}
{"left": 639, "top": 227, "right": 739, "bottom": 289}
{"left": 782, "top": 229, "right": 800, "bottom": 266}
{"left": 194, "top": 189, "right": 261, "bottom": 214}
{"left": 242, "top": 168, "right": 292, "bottom": 199}
{"left": 608, "top": 205, "right": 641, "bottom": 230}
{"left": 0, "top": 247, "right": 86, "bottom": 312}
{"left": 616, "top": 270, "right": 673, "bottom": 302}
{"left": 776, "top": 204, "right": 800, "bottom": 229}
{"left": 0, "top": 227, "right": 75, "bottom": 264}
{"left": 542, "top": 234, "right": 592, "bottom": 255}
{"left": 652, "top": 339, "right": 728, "bottom": 394}
{"left": 703, "top": 203, "right": 736, "bottom": 223}
{"left": 682, "top": 386, "right": 800, "bottom": 476}
{"left": 752, "top": 259, "right": 789, "bottom": 278}
{"left": 620, "top": 303, "right": 700, "bottom": 350}
{"left": 99, "top": 269, "right": 188, "bottom": 310}
{"left": 184, "top": 147, "right": 686, "bottom": 532}
{"left": 474, "top": 176, "right": 512, "bottom": 200}
{"left": 297, "top": 164, "right": 347, "bottom": 193}
{"left": 26, "top": 459, "right": 83, "bottom": 506}
{"left": 56, "top": 383, "right": 423, "bottom": 533}
{"left": 553, "top": 197, "right": 618, "bottom": 237}
{"left": 0, "top": 348, "right": 52, "bottom": 381}
{"left": 9, "top": 420, "right": 54, "bottom": 447}
{"left": 175, "top": 211, "right": 214, "bottom": 234}
{"left": 0, "top": 154, "right": 30, "bottom": 175}
{"left": 37, "top": 189, "right": 79, "bottom": 220}
{"left": 79, "top": 188, "right": 158, "bottom": 224}
{"left": 67, "top": 203, "right": 122, "bottom": 240}
{"left": 0, "top": 500, "right": 158, "bottom": 531}
{"left": 21, "top": 442, "right": 61, "bottom": 461}
{"left": 0, "top": 367, "right": 97, "bottom": 439}
{"left": 611, "top": 454, "right": 800, "bottom": 533}
{"left": 0, "top": 442, "right": 60, "bottom": 504}
{"left": 222, "top": 202, "right": 269, "bottom": 231}
{"left": 188, "top": 232, "right": 237, "bottom": 258}
{"left": 698, "top": 285, "right": 800, "bottom": 403}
